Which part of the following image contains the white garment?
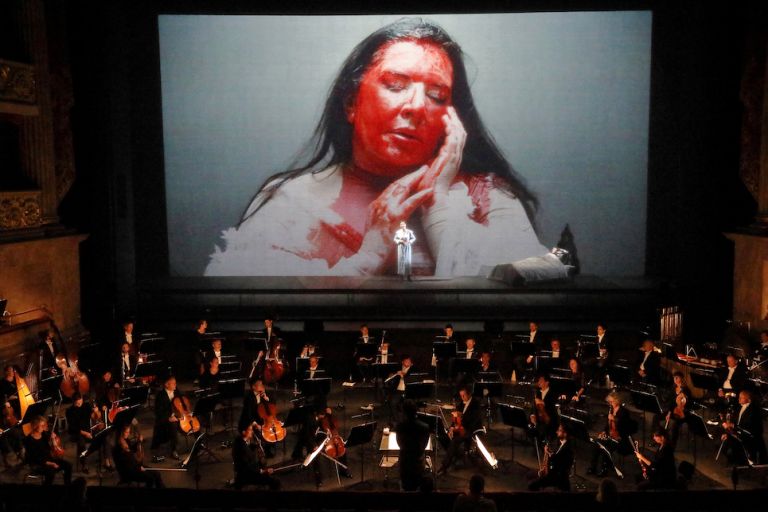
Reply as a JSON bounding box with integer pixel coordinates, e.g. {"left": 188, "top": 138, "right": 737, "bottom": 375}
{"left": 466, "top": 349, "right": 474, "bottom": 359}
{"left": 205, "top": 166, "right": 555, "bottom": 277}
{"left": 640, "top": 350, "right": 651, "bottom": 371}
{"left": 724, "top": 367, "right": 736, "bottom": 389}
{"left": 738, "top": 403, "right": 748, "bottom": 425}
{"left": 462, "top": 398, "right": 472, "bottom": 415}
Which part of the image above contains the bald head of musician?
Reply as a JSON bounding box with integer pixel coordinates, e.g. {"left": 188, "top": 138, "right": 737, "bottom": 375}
{"left": 308, "top": 356, "right": 319, "bottom": 371}
{"left": 738, "top": 389, "right": 752, "bottom": 406}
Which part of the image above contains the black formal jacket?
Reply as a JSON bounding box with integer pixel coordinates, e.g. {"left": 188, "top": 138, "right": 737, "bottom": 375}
{"left": 395, "top": 416, "right": 430, "bottom": 473}
{"left": 457, "top": 396, "right": 483, "bottom": 435}
{"left": 547, "top": 439, "right": 575, "bottom": 486}
{"left": 720, "top": 364, "right": 748, "bottom": 392}
{"left": 637, "top": 350, "right": 662, "bottom": 384}
{"left": 232, "top": 435, "right": 265, "bottom": 476}
{"left": 648, "top": 443, "right": 677, "bottom": 488}
{"left": 66, "top": 403, "right": 91, "bottom": 439}
{"left": 736, "top": 402, "right": 763, "bottom": 439}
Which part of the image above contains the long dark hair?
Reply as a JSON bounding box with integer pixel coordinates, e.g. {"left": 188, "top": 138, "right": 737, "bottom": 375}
{"left": 240, "top": 18, "right": 538, "bottom": 226}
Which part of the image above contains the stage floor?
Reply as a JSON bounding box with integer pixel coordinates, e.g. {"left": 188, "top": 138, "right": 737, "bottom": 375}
{"left": 2, "top": 379, "right": 763, "bottom": 493}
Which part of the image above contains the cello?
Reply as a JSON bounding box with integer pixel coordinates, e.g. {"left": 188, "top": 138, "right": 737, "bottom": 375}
{"left": 256, "top": 399, "right": 286, "bottom": 443}
{"left": 172, "top": 395, "right": 200, "bottom": 434}
{"left": 319, "top": 408, "right": 345, "bottom": 458}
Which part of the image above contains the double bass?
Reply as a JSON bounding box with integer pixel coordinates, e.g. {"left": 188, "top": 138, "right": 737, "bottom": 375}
{"left": 263, "top": 339, "right": 286, "bottom": 384}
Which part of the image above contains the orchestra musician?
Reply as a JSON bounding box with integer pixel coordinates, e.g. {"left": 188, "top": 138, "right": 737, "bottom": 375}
{"left": 584, "top": 323, "right": 613, "bottom": 385}
{"left": 636, "top": 339, "right": 661, "bottom": 386}
{"left": 65, "top": 392, "right": 92, "bottom": 473}
{"left": 1, "top": 372, "right": 24, "bottom": 468}
{"left": 720, "top": 389, "right": 767, "bottom": 465}
{"left": 119, "top": 319, "right": 138, "bottom": 356}
{"left": 354, "top": 324, "right": 375, "bottom": 382}
{"left": 240, "top": 378, "right": 276, "bottom": 457}
{"left": 529, "top": 374, "right": 559, "bottom": 439}
{"left": 635, "top": 428, "right": 677, "bottom": 490}
{"left": 479, "top": 351, "right": 496, "bottom": 373}
{"left": 232, "top": 423, "right": 280, "bottom": 490}
{"left": 37, "top": 328, "right": 61, "bottom": 377}
{"left": 195, "top": 319, "right": 208, "bottom": 350}
{"left": 546, "top": 338, "right": 569, "bottom": 371}
{"left": 528, "top": 423, "right": 574, "bottom": 491}
{"left": 289, "top": 405, "right": 323, "bottom": 486}
{"left": 150, "top": 375, "right": 180, "bottom": 461}
{"left": 514, "top": 322, "right": 545, "bottom": 380}
{"left": 22, "top": 416, "right": 72, "bottom": 486}
{"left": 300, "top": 343, "right": 320, "bottom": 359}
{"left": 755, "top": 330, "right": 768, "bottom": 360}
{"left": 437, "top": 386, "right": 482, "bottom": 475}
{"left": 588, "top": 392, "right": 635, "bottom": 477}
{"left": 718, "top": 353, "right": 748, "bottom": 399}
{"left": 113, "top": 423, "right": 165, "bottom": 488}
{"left": 1, "top": 365, "right": 21, "bottom": 419}
{"left": 564, "top": 358, "right": 586, "bottom": 402}
{"left": 463, "top": 338, "right": 480, "bottom": 360}
{"left": 316, "top": 407, "right": 353, "bottom": 478}
{"left": 396, "top": 399, "right": 430, "bottom": 491}
{"left": 119, "top": 342, "right": 137, "bottom": 385}
{"left": 93, "top": 367, "right": 120, "bottom": 412}
{"left": 664, "top": 371, "right": 692, "bottom": 447}
{"left": 198, "top": 355, "right": 221, "bottom": 391}
{"left": 443, "top": 324, "right": 456, "bottom": 343}
{"left": 200, "top": 338, "right": 225, "bottom": 375}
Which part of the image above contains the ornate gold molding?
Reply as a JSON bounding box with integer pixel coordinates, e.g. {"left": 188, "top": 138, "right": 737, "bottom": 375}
{"left": 0, "top": 59, "right": 36, "bottom": 105}
{"left": 0, "top": 191, "right": 43, "bottom": 230}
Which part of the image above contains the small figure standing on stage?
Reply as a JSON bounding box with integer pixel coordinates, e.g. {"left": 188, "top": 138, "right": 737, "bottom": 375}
{"left": 394, "top": 221, "right": 416, "bottom": 281}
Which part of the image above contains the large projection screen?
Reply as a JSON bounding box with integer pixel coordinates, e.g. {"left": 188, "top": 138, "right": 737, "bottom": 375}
{"left": 159, "top": 12, "right": 651, "bottom": 281}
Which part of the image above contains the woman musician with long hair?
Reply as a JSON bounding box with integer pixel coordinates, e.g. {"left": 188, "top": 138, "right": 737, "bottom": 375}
{"left": 22, "top": 415, "right": 72, "bottom": 486}
{"left": 664, "top": 371, "right": 692, "bottom": 448}
{"left": 113, "top": 423, "right": 165, "bottom": 488}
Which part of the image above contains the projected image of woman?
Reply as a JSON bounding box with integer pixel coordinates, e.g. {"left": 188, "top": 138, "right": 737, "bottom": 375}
{"left": 205, "top": 18, "right": 568, "bottom": 278}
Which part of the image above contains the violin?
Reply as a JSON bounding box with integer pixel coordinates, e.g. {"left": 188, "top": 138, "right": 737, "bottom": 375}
{"left": 534, "top": 399, "right": 551, "bottom": 426}
{"left": 320, "top": 409, "right": 346, "bottom": 459}
{"left": 607, "top": 404, "right": 620, "bottom": 441}
{"left": 49, "top": 417, "right": 65, "bottom": 459}
{"left": 672, "top": 389, "right": 686, "bottom": 419}
{"left": 90, "top": 402, "right": 106, "bottom": 433}
{"left": 256, "top": 396, "right": 286, "bottom": 443}
{"left": 172, "top": 395, "right": 200, "bottom": 434}
{"left": 447, "top": 410, "right": 466, "bottom": 440}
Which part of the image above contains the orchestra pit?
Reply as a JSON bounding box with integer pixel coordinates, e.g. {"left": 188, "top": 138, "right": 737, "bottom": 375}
{"left": 1, "top": 1, "right": 767, "bottom": 512}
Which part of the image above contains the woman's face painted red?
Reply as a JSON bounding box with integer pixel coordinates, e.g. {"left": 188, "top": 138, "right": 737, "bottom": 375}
{"left": 348, "top": 40, "right": 454, "bottom": 177}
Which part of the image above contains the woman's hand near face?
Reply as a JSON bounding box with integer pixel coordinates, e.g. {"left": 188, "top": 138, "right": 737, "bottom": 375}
{"left": 420, "top": 106, "right": 466, "bottom": 205}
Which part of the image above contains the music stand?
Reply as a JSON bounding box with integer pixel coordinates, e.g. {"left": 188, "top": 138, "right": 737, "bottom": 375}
{"left": 608, "top": 362, "right": 632, "bottom": 387}
{"left": 243, "top": 337, "right": 267, "bottom": 355}
{"left": 134, "top": 360, "right": 166, "bottom": 382}
{"left": 686, "top": 411, "right": 713, "bottom": 466}
{"left": 122, "top": 385, "right": 151, "bottom": 407}
{"left": 373, "top": 362, "right": 399, "bottom": 400}
{"left": 193, "top": 392, "right": 220, "bottom": 435}
{"left": 549, "top": 375, "right": 578, "bottom": 399}
{"left": 355, "top": 343, "right": 378, "bottom": 360}
{"left": 344, "top": 421, "right": 377, "bottom": 489}
{"left": 630, "top": 388, "right": 662, "bottom": 449}
{"left": 689, "top": 369, "right": 719, "bottom": 393}
{"left": 283, "top": 404, "right": 314, "bottom": 429}
{"left": 216, "top": 378, "right": 245, "bottom": 435}
{"left": 300, "top": 377, "right": 331, "bottom": 396}
{"left": 450, "top": 358, "right": 481, "bottom": 379}
{"left": 80, "top": 424, "right": 114, "bottom": 486}
{"left": 497, "top": 402, "right": 530, "bottom": 468}
{"left": 110, "top": 403, "right": 140, "bottom": 428}
{"left": 179, "top": 432, "right": 206, "bottom": 489}
{"left": 405, "top": 381, "right": 434, "bottom": 401}
{"left": 21, "top": 398, "right": 52, "bottom": 430}
{"left": 432, "top": 342, "right": 456, "bottom": 383}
